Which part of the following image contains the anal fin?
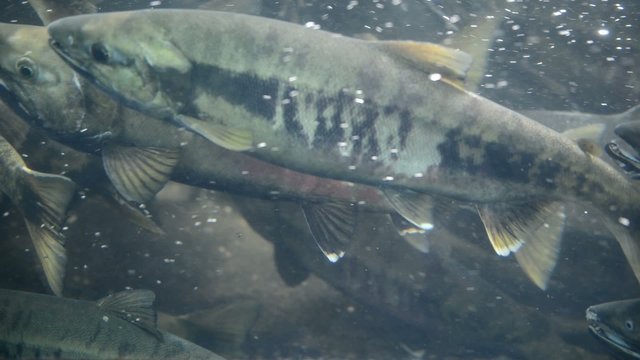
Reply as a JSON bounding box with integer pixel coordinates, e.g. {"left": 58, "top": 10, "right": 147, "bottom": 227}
{"left": 102, "top": 144, "right": 180, "bottom": 203}
{"left": 301, "top": 201, "right": 356, "bottom": 262}
{"left": 478, "top": 201, "right": 566, "bottom": 289}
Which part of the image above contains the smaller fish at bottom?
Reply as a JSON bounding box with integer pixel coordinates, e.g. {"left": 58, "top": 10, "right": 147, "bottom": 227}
{"left": 586, "top": 298, "right": 640, "bottom": 359}
{"left": 0, "top": 288, "right": 226, "bottom": 359}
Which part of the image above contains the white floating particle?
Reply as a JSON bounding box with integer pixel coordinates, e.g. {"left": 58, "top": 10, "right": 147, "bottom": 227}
{"left": 207, "top": 218, "right": 217, "bottom": 223}
{"left": 262, "top": 94, "right": 272, "bottom": 100}
{"left": 304, "top": 21, "right": 321, "bottom": 30}
{"left": 103, "top": 315, "right": 109, "bottom": 322}
{"left": 421, "top": 223, "right": 434, "bottom": 230}
{"left": 257, "top": 142, "right": 267, "bottom": 148}
{"left": 383, "top": 176, "right": 394, "bottom": 181}
{"left": 149, "top": 1, "right": 161, "bottom": 6}
{"left": 597, "top": 28, "right": 610, "bottom": 36}
{"left": 429, "top": 73, "right": 442, "bottom": 81}
{"left": 288, "top": 76, "right": 297, "bottom": 82}
{"left": 619, "top": 217, "right": 630, "bottom": 226}
{"left": 414, "top": 172, "right": 423, "bottom": 178}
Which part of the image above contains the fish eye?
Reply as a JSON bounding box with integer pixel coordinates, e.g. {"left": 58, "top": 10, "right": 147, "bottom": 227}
{"left": 91, "top": 43, "right": 110, "bottom": 63}
{"left": 626, "top": 319, "right": 635, "bottom": 331}
{"left": 16, "top": 57, "right": 37, "bottom": 79}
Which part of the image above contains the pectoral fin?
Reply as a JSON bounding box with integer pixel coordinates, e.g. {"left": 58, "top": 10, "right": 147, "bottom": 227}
{"left": 97, "top": 289, "right": 162, "bottom": 340}
{"left": 301, "top": 202, "right": 357, "bottom": 262}
{"left": 102, "top": 144, "right": 180, "bottom": 203}
{"left": 140, "top": 40, "right": 192, "bottom": 74}
{"left": 478, "top": 201, "right": 566, "bottom": 289}
{"left": 176, "top": 114, "right": 253, "bottom": 151}
{"left": 22, "top": 170, "right": 76, "bottom": 296}
{"left": 274, "top": 242, "right": 311, "bottom": 286}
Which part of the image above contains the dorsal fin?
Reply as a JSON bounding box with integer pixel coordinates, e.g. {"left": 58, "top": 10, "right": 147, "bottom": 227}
{"left": 97, "top": 289, "right": 162, "bottom": 340}
{"left": 376, "top": 40, "right": 472, "bottom": 87}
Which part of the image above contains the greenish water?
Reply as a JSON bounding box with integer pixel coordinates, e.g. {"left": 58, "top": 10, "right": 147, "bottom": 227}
{"left": 0, "top": 1, "right": 639, "bottom": 359}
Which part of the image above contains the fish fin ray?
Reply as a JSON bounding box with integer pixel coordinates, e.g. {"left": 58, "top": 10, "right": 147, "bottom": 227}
{"left": 383, "top": 189, "right": 436, "bottom": 231}
{"left": 377, "top": 41, "right": 472, "bottom": 82}
{"left": 477, "top": 201, "right": 565, "bottom": 261}
{"left": 99, "top": 186, "right": 165, "bottom": 235}
{"left": 97, "top": 289, "right": 162, "bottom": 340}
{"left": 177, "top": 115, "right": 253, "bottom": 151}
{"left": 604, "top": 217, "right": 640, "bottom": 285}
{"left": 24, "top": 222, "right": 67, "bottom": 297}
{"left": 274, "top": 242, "right": 311, "bottom": 286}
{"left": 387, "top": 213, "right": 430, "bottom": 253}
{"left": 102, "top": 144, "right": 180, "bottom": 203}
{"left": 140, "top": 40, "right": 191, "bottom": 74}
{"left": 301, "top": 202, "right": 356, "bottom": 262}
{"left": 513, "top": 203, "right": 566, "bottom": 290}
{"left": 164, "top": 299, "right": 260, "bottom": 354}
{"left": 21, "top": 170, "right": 75, "bottom": 296}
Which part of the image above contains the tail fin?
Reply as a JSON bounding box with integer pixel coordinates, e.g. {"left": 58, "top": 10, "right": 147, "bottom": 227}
{"left": 21, "top": 169, "right": 76, "bottom": 296}
{"left": 157, "top": 298, "right": 260, "bottom": 355}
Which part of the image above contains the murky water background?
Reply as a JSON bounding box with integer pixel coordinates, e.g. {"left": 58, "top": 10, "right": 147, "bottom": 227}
{"left": 1, "top": 1, "right": 639, "bottom": 359}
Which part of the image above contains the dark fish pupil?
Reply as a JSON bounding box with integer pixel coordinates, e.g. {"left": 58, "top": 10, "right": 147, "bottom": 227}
{"left": 91, "top": 43, "right": 109, "bottom": 63}
{"left": 19, "top": 65, "right": 33, "bottom": 78}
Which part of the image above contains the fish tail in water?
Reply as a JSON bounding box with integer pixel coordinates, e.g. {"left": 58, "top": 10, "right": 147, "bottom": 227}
{"left": 21, "top": 169, "right": 76, "bottom": 296}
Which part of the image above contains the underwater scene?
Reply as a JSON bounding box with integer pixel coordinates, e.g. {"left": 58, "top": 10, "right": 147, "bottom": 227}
{"left": 0, "top": 0, "right": 639, "bottom": 359}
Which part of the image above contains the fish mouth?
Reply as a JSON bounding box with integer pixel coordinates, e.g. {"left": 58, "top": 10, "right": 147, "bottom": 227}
{"left": 0, "top": 80, "right": 37, "bottom": 121}
{"left": 49, "top": 38, "right": 94, "bottom": 82}
{"left": 586, "top": 309, "right": 638, "bottom": 358}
